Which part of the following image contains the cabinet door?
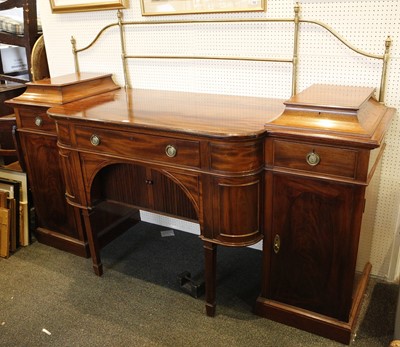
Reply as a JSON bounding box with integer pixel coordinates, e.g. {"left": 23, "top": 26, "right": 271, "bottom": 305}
{"left": 19, "top": 132, "right": 80, "bottom": 239}
{"left": 267, "top": 173, "right": 363, "bottom": 321}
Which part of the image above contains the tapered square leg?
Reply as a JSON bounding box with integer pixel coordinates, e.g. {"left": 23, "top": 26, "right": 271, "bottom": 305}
{"left": 82, "top": 208, "right": 103, "bottom": 276}
{"left": 204, "top": 241, "right": 217, "bottom": 317}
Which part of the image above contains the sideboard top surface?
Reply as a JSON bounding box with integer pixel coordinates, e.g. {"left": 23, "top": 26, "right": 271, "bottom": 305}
{"left": 48, "top": 83, "right": 395, "bottom": 145}
{"left": 8, "top": 72, "right": 393, "bottom": 143}
{"left": 48, "top": 88, "right": 286, "bottom": 138}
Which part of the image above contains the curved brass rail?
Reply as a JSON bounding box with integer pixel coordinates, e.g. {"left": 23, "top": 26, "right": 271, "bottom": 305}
{"left": 301, "top": 19, "right": 384, "bottom": 60}
{"left": 71, "top": 2, "right": 391, "bottom": 102}
{"left": 72, "top": 18, "right": 295, "bottom": 54}
{"left": 73, "top": 23, "right": 119, "bottom": 53}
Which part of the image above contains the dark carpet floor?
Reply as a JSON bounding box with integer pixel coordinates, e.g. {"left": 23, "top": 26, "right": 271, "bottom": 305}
{"left": 0, "top": 221, "right": 398, "bottom": 346}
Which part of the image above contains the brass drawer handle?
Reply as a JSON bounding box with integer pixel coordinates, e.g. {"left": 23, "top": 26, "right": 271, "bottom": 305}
{"left": 165, "top": 144, "right": 177, "bottom": 158}
{"left": 306, "top": 151, "right": 320, "bottom": 166}
{"left": 273, "top": 234, "right": 280, "bottom": 254}
{"left": 34, "top": 116, "right": 43, "bottom": 127}
{"left": 90, "top": 134, "right": 101, "bottom": 146}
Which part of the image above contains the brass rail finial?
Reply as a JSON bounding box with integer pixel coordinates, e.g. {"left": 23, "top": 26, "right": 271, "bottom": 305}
{"left": 71, "top": 36, "right": 80, "bottom": 74}
{"left": 379, "top": 36, "right": 392, "bottom": 102}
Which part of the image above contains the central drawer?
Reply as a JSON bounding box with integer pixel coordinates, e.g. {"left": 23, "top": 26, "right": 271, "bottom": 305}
{"left": 74, "top": 126, "right": 201, "bottom": 168}
{"left": 272, "top": 139, "right": 358, "bottom": 179}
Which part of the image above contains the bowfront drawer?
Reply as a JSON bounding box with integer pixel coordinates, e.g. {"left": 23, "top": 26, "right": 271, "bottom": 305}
{"left": 209, "top": 140, "right": 263, "bottom": 173}
{"left": 272, "top": 139, "right": 358, "bottom": 178}
{"left": 74, "top": 126, "right": 201, "bottom": 168}
{"left": 17, "top": 108, "right": 56, "bottom": 133}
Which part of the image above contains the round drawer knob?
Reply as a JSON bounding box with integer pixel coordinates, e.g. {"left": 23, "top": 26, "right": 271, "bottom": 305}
{"left": 306, "top": 151, "right": 320, "bottom": 166}
{"left": 165, "top": 145, "right": 177, "bottom": 158}
{"left": 90, "top": 134, "right": 101, "bottom": 146}
{"left": 34, "top": 116, "right": 43, "bottom": 127}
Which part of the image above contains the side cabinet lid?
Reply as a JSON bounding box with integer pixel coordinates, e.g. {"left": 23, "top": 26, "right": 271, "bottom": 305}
{"left": 265, "top": 84, "right": 395, "bottom": 147}
{"left": 284, "top": 84, "right": 375, "bottom": 113}
{"left": 6, "top": 73, "right": 120, "bottom": 107}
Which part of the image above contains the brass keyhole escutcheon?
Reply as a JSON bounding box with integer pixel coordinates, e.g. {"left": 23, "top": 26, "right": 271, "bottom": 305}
{"left": 90, "top": 134, "right": 101, "bottom": 146}
{"left": 306, "top": 151, "right": 320, "bottom": 166}
{"left": 165, "top": 144, "right": 177, "bottom": 158}
{"left": 273, "top": 234, "right": 280, "bottom": 254}
{"left": 34, "top": 116, "right": 43, "bottom": 127}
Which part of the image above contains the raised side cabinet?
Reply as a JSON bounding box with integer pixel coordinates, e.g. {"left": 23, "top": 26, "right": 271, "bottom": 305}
{"left": 6, "top": 73, "right": 120, "bottom": 257}
{"left": 255, "top": 85, "right": 395, "bottom": 344}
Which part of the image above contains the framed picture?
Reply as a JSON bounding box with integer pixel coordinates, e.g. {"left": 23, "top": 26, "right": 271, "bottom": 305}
{"left": 140, "top": 0, "right": 266, "bottom": 16}
{"left": 50, "top": 0, "right": 126, "bottom": 13}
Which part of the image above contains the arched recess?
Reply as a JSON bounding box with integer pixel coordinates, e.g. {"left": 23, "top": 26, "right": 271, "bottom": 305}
{"left": 89, "top": 162, "right": 200, "bottom": 222}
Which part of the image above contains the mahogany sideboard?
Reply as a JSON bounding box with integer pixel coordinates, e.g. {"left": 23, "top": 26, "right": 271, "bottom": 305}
{"left": 7, "top": 73, "right": 395, "bottom": 344}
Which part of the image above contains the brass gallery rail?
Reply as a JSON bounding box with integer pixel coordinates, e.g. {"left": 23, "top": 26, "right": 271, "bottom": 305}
{"left": 71, "top": 2, "right": 391, "bottom": 103}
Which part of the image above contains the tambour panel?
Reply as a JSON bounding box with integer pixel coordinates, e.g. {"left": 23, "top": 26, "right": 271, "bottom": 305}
{"left": 211, "top": 174, "right": 262, "bottom": 246}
